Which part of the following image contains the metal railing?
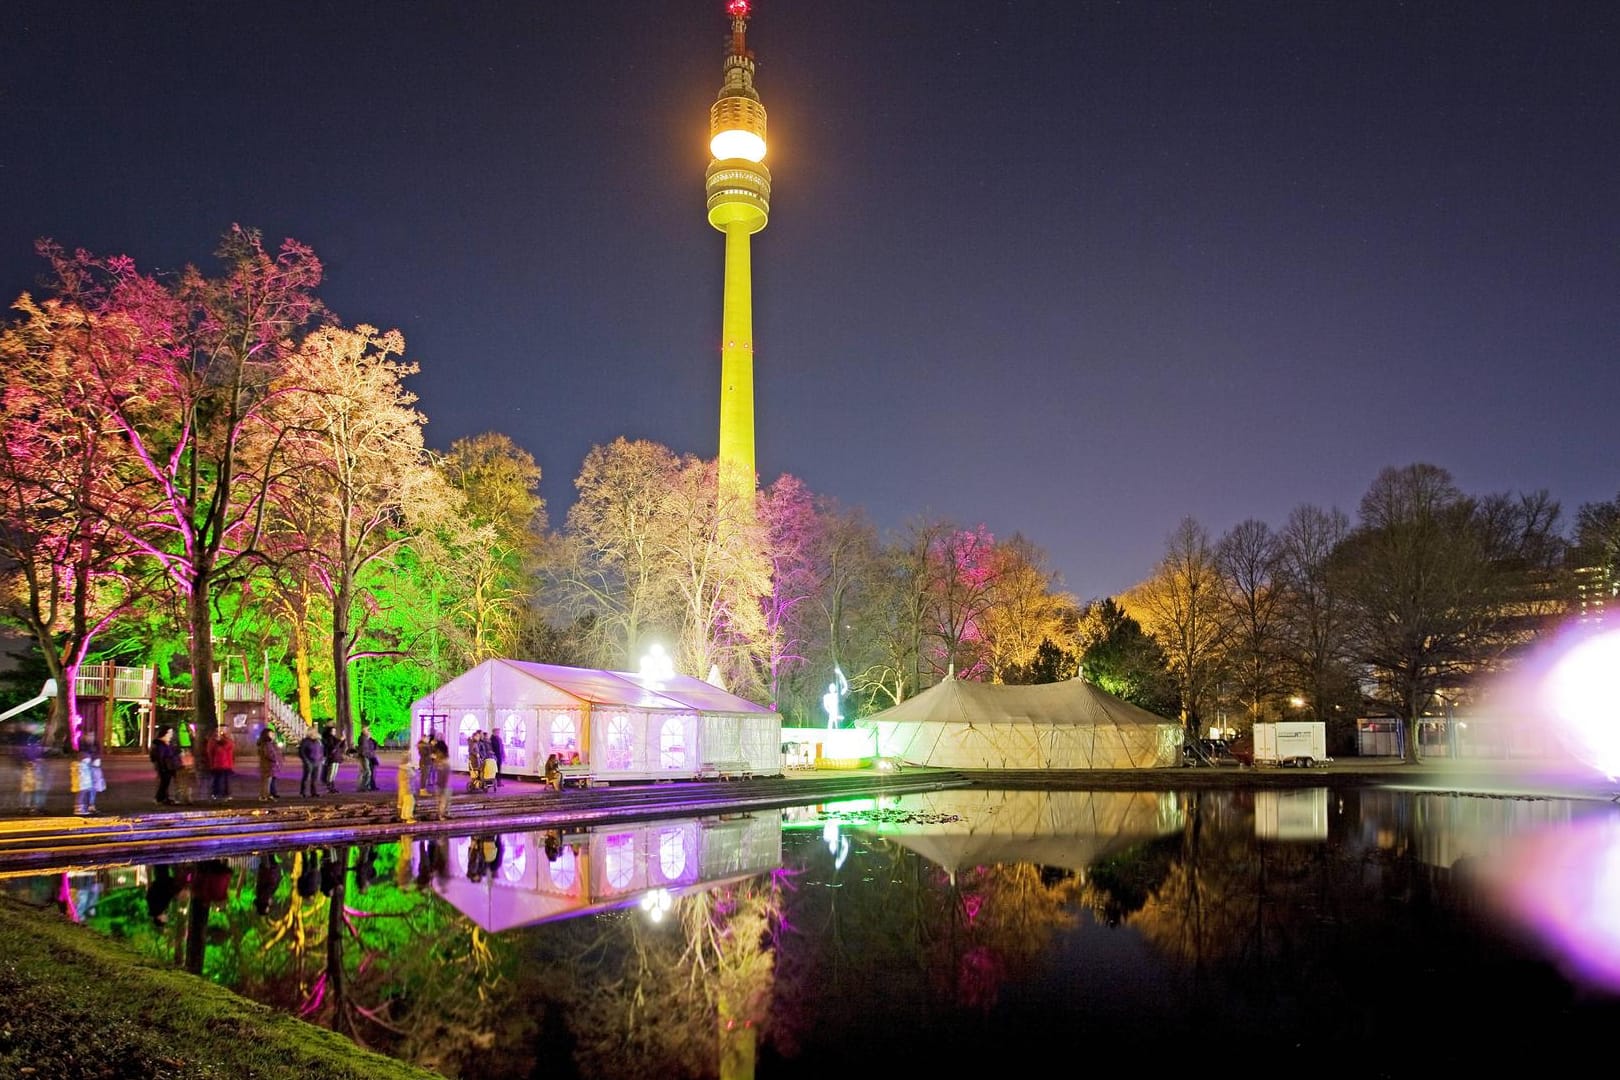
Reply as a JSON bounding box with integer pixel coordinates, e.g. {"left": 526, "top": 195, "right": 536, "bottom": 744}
{"left": 74, "top": 663, "right": 155, "bottom": 701}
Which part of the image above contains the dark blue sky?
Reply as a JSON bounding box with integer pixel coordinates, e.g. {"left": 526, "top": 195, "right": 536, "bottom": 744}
{"left": 3, "top": 1, "right": 1616, "bottom": 601}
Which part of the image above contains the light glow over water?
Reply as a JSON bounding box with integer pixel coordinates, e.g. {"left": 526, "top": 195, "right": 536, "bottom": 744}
{"left": 1487, "top": 815, "right": 1620, "bottom": 994}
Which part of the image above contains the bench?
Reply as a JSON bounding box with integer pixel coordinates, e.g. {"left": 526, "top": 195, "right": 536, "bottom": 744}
{"left": 556, "top": 763, "right": 592, "bottom": 789}
{"left": 702, "top": 759, "right": 752, "bottom": 781}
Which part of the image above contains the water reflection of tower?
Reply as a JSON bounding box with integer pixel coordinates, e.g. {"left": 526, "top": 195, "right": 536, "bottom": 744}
{"left": 706, "top": 0, "right": 771, "bottom": 493}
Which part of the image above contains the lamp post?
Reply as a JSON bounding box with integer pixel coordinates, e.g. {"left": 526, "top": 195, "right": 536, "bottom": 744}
{"left": 640, "top": 643, "right": 675, "bottom": 682}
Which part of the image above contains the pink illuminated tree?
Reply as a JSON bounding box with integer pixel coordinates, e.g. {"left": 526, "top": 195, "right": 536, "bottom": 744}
{"left": 39, "top": 226, "right": 325, "bottom": 739}
{"left": 755, "top": 474, "right": 820, "bottom": 705}
{"left": 0, "top": 294, "right": 157, "bottom": 745}
{"left": 921, "top": 524, "right": 999, "bottom": 682}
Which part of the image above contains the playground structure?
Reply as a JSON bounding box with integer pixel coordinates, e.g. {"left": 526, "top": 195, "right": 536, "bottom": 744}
{"left": 71, "top": 655, "right": 306, "bottom": 752}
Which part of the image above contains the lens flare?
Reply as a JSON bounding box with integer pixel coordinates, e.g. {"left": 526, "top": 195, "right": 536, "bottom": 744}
{"left": 1545, "top": 630, "right": 1620, "bottom": 781}
{"left": 1488, "top": 816, "right": 1620, "bottom": 994}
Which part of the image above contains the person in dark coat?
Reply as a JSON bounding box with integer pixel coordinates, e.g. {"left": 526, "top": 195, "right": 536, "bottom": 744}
{"left": 416, "top": 731, "right": 435, "bottom": 796}
{"left": 320, "top": 725, "right": 344, "bottom": 794}
{"left": 489, "top": 730, "right": 505, "bottom": 791}
{"left": 295, "top": 849, "right": 320, "bottom": 899}
{"left": 356, "top": 724, "right": 380, "bottom": 792}
{"left": 146, "top": 862, "right": 184, "bottom": 926}
{"left": 150, "top": 726, "right": 181, "bottom": 805}
{"left": 253, "top": 853, "right": 284, "bottom": 916}
{"left": 298, "top": 729, "right": 322, "bottom": 797}
{"left": 430, "top": 735, "right": 451, "bottom": 819}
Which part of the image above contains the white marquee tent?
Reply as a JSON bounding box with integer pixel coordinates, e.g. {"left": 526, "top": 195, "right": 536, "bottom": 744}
{"left": 409, "top": 659, "right": 781, "bottom": 782}
{"left": 867, "top": 675, "right": 1183, "bottom": 770}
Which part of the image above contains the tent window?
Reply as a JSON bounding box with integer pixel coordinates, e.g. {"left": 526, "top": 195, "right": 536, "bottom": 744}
{"left": 658, "top": 828, "right": 687, "bottom": 881}
{"left": 502, "top": 841, "right": 528, "bottom": 884}
{"left": 605, "top": 832, "right": 635, "bottom": 890}
{"left": 606, "top": 715, "right": 633, "bottom": 770}
{"left": 550, "top": 714, "right": 578, "bottom": 757}
{"left": 659, "top": 716, "right": 687, "bottom": 769}
{"left": 545, "top": 844, "right": 577, "bottom": 890}
{"left": 502, "top": 713, "right": 528, "bottom": 770}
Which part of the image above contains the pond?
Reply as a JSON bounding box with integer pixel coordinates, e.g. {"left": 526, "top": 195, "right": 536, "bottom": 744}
{"left": 10, "top": 785, "right": 1620, "bottom": 1077}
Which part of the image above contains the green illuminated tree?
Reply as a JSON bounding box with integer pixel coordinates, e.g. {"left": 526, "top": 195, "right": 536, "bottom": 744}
{"left": 1075, "top": 597, "right": 1177, "bottom": 715}
{"left": 441, "top": 433, "right": 548, "bottom": 663}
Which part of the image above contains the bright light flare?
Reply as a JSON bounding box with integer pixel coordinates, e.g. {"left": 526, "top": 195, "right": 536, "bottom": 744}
{"left": 726, "top": 0, "right": 751, "bottom": 16}
{"left": 710, "top": 130, "right": 766, "bottom": 162}
{"left": 1484, "top": 816, "right": 1620, "bottom": 994}
{"left": 1544, "top": 629, "right": 1620, "bottom": 781}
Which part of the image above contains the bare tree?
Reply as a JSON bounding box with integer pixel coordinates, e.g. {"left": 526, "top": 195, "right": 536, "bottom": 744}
{"left": 553, "top": 438, "right": 684, "bottom": 668}
{"left": 1274, "top": 504, "right": 1359, "bottom": 732}
{"left": 1336, "top": 464, "right": 1562, "bottom": 762}
{"left": 1123, "top": 517, "right": 1230, "bottom": 735}
{"left": 273, "top": 324, "right": 447, "bottom": 738}
{"left": 980, "top": 534, "right": 1074, "bottom": 684}
{"left": 1214, "top": 519, "right": 1285, "bottom": 730}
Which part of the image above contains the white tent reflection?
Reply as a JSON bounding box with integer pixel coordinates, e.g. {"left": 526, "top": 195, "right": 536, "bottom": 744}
{"left": 423, "top": 812, "right": 782, "bottom": 933}
{"left": 842, "top": 789, "right": 1185, "bottom": 878}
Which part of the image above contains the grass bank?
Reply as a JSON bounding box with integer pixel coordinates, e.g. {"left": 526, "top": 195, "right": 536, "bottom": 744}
{"left": 0, "top": 897, "right": 441, "bottom": 1080}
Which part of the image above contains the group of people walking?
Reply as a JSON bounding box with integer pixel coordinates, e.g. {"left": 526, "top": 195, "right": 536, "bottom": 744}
{"left": 295, "top": 722, "right": 382, "bottom": 796}
{"left": 147, "top": 724, "right": 235, "bottom": 805}
{"left": 149, "top": 720, "right": 385, "bottom": 805}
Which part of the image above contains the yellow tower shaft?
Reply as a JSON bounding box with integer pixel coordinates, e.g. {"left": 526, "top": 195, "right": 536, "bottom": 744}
{"left": 706, "top": 3, "right": 768, "bottom": 493}
{"left": 718, "top": 221, "right": 756, "bottom": 484}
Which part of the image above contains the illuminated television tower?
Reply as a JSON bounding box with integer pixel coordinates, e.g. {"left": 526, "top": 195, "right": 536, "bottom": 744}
{"left": 706, "top": 0, "right": 770, "bottom": 490}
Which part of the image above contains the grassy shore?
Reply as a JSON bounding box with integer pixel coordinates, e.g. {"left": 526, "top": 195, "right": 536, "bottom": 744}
{"left": 0, "top": 897, "right": 441, "bottom": 1080}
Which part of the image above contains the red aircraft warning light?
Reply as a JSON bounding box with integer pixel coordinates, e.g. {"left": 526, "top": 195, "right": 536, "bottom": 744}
{"left": 727, "top": 0, "right": 750, "bottom": 17}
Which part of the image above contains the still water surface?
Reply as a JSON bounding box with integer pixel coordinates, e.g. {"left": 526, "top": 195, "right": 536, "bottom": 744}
{"left": 13, "top": 785, "right": 1620, "bottom": 1077}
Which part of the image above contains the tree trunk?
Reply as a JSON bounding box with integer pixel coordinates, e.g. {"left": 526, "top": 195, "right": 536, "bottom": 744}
{"left": 189, "top": 578, "right": 219, "bottom": 739}
{"left": 332, "top": 569, "right": 354, "bottom": 741}
{"left": 295, "top": 635, "right": 314, "bottom": 726}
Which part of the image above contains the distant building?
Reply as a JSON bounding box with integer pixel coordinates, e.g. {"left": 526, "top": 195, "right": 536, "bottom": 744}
{"left": 1572, "top": 562, "right": 1615, "bottom": 628}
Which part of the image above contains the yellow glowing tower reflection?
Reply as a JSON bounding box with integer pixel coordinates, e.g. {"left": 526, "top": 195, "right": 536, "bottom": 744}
{"left": 706, "top": 0, "right": 770, "bottom": 492}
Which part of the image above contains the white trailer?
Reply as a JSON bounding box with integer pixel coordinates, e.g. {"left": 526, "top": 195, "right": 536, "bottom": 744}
{"left": 1253, "top": 721, "right": 1328, "bottom": 767}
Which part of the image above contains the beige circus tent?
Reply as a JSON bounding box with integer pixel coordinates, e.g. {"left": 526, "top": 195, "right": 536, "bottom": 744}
{"left": 867, "top": 675, "right": 1183, "bottom": 769}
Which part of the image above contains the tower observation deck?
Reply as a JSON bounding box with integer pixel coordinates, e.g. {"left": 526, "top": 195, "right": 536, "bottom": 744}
{"left": 706, "top": 0, "right": 770, "bottom": 490}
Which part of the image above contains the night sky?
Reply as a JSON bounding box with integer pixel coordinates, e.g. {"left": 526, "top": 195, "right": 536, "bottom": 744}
{"left": 3, "top": 2, "right": 1616, "bottom": 601}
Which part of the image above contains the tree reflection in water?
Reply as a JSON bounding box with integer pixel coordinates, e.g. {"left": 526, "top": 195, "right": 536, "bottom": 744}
{"left": 31, "top": 787, "right": 1620, "bottom": 1076}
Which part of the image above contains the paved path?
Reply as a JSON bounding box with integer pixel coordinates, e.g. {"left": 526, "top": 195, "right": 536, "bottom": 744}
{"left": 0, "top": 747, "right": 482, "bottom": 819}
